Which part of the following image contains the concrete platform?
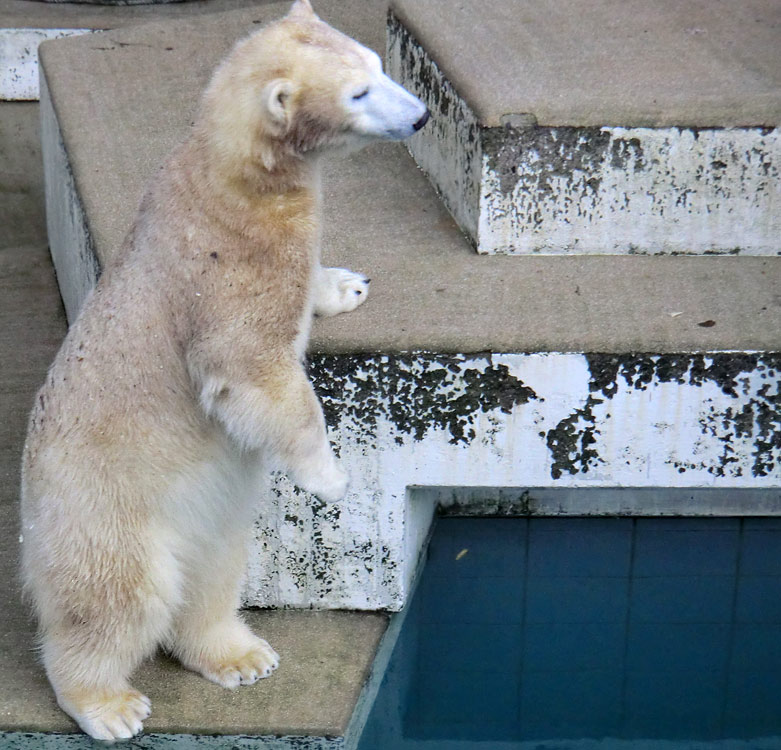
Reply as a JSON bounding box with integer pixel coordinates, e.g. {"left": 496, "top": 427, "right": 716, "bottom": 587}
{"left": 0, "top": 101, "right": 388, "bottom": 747}
{"left": 0, "top": 0, "right": 279, "bottom": 28}
{"left": 0, "top": 0, "right": 284, "bottom": 99}
{"left": 389, "top": 0, "right": 781, "bottom": 254}
{"left": 37, "top": 5, "right": 781, "bottom": 353}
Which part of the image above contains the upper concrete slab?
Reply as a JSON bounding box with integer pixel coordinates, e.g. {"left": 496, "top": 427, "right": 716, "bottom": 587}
{"left": 0, "top": 0, "right": 277, "bottom": 30}
{"left": 38, "top": 3, "right": 781, "bottom": 352}
{"left": 391, "top": 0, "right": 781, "bottom": 128}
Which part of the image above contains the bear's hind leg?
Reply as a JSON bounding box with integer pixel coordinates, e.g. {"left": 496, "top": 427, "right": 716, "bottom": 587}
{"left": 169, "top": 526, "right": 279, "bottom": 688}
{"left": 38, "top": 582, "right": 172, "bottom": 741}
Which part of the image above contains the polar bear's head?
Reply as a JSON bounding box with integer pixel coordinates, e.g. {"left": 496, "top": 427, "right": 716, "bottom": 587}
{"left": 199, "top": 0, "right": 429, "bottom": 173}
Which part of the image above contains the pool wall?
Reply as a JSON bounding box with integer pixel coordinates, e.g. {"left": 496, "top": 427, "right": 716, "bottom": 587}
{"left": 241, "top": 352, "right": 780, "bottom": 611}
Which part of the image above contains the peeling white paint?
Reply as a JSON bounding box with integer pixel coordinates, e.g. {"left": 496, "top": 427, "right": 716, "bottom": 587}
{"left": 386, "top": 19, "right": 481, "bottom": 244}
{"left": 478, "top": 127, "right": 781, "bottom": 255}
{"left": 0, "top": 28, "right": 93, "bottom": 101}
{"left": 388, "top": 14, "right": 781, "bottom": 255}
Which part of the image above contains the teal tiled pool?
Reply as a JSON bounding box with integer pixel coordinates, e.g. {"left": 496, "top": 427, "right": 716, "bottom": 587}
{"left": 357, "top": 517, "right": 781, "bottom": 748}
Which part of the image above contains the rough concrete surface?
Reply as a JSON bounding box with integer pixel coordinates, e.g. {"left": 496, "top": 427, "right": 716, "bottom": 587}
{"left": 391, "top": 0, "right": 781, "bottom": 128}
{"left": 0, "top": 0, "right": 278, "bottom": 29}
{"left": 0, "top": 101, "right": 387, "bottom": 739}
{"left": 389, "top": 0, "right": 780, "bottom": 256}
{"left": 37, "top": 4, "right": 781, "bottom": 352}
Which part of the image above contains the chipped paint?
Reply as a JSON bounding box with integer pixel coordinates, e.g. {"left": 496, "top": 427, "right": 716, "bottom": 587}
{"left": 243, "top": 352, "right": 780, "bottom": 611}
{"left": 388, "top": 17, "right": 781, "bottom": 255}
{"left": 480, "top": 126, "right": 781, "bottom": 255}
{"left": 1, "top": 29, "right": 93, "bottom": 101}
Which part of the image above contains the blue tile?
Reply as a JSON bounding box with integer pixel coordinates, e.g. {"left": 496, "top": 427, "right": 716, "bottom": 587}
{"left": 523, "top": 622, "right": 625, "bottom": 672}
{"left": 744, "top": 517, "right": 781, "bottom": 530}
{"left": 425, "top": 518, "right": 526, "bottom": 578}
{"left": 631, "top": 576, "right": 734, "bottom": 623}
{"left": 731, "top": 624, "right": 781, "bottom": 671}
{"left": 725, "top": 670, "right": 781, "bottom": 737}
{"left": 626, "top": 623, "right": 731, "bottom": 672}
{"left": 415, "top": 670, "right": 520, "bottom": 725}
{"left": 418, "top": 623, "right": 522, "bottom": 674}
{"left": 526, "top": 576, "right": 629, "bottom": 623}
{"left": 420, "top": 575, "right": 523, "bottom": 624}
{"left": 408, "top": 720, "right": 520, "bottom": 742}
{"left": 741, "top": 530, "right": 781, "bottom": 575}
{"left": 519, "top": 669, "right": 622, "bottom": 739}
{"left": 528, "top": 518, "right": 632, "bottom": 576}
{"left": 624, "top": 670, "right": 723, "bottom": 739}
{"left": 634, "top": 527, "right": 738, "bottom": 576}
{"left": 736, "top": 576, "right": 781, "bottom": 622}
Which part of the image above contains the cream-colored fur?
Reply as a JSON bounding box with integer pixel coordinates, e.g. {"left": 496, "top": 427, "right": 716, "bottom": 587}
{"left": 20, "top": 1, "right": 428, "bottom": 741}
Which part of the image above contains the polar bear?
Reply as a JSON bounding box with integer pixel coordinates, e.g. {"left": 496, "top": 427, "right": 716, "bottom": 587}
{"left": 20, "top": 0, "right": 428, "bottom": 741}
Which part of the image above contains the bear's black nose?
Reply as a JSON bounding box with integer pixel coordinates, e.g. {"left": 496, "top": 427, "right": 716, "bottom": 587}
{"left": 413, "top": 110, "right": 430, "bottom": 132}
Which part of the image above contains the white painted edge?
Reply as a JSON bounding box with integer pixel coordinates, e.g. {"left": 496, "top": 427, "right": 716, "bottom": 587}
{"left": 1, "top": 28, "right": 95, "bottom": 100}
{"left": 425, "top": 487, "right": 781, "bottom": 517}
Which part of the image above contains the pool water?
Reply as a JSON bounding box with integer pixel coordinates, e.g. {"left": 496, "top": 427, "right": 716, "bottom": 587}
{"left": 357, "top": 517, "right": 781, "bottom": 749}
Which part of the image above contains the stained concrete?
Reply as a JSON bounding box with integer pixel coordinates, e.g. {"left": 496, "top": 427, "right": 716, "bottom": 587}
{"left": 391, "top": 0, "right": 781, "bottom": 128}
{"left": 36, "top": 4, "right": 781, "bottom": 352}
{"left": 0, "top": 101, "right": 387, "bottom": 741}
{"left": 388, "top": 1, "right": 781, "bottom": 255}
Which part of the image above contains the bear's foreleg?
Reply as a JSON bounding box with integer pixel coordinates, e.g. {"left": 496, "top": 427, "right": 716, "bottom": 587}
{"left": 191, "top": 351, "right": 348, "bottom": 502}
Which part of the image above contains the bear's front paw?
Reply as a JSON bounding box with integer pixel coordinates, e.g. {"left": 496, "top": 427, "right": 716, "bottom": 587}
{"left": 296, "top": 460, "right": 349, "bottom": 503}
{"left": 314, "top": 267, "right": 370, "bottom": 317}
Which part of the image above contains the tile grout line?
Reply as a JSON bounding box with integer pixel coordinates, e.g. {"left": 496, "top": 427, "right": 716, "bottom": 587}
{"left": 516, "top": 517, "right": 530, "bottom": 732}
{"left": 618, "top": 517, "right": 638, "bottom": 736}
{"left": 719, "top": 516, "right": 745, "bottom": 737}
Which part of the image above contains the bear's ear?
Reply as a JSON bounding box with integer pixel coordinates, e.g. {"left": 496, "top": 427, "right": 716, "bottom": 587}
{"left": 287, "top": 0, "right": 316, "bottom": 20}
{"left": 262, "top": 79, "right": 296, "bottom": 133}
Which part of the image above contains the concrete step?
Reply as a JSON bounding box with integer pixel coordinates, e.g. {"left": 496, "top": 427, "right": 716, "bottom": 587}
{"left": 388, "top": 0, "right": 781, "bottom": 255}
{"left": 0, "top": 0, "right": 281, "bottom": 99}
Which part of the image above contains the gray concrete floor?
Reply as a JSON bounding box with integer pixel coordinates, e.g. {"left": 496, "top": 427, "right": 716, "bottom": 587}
{"left": 0, "top": 101, "right": 386, "bottom": 738}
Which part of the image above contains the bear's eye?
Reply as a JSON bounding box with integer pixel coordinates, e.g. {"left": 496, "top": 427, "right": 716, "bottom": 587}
{"left": 352, "top": 88, "right": 369, "bottom": 101}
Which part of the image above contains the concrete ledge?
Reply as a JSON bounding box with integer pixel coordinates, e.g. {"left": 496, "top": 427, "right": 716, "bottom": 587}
{"left": 1, "top": 28, "right": 91, "bottom": 100}
{"left": 37, "top": 9, "right": 781, "bottom": 353}
{"left": 0, "top": 0, "right": 284, "bottom": 100}
{"left": 389, "top": 0, "right": 781, "bottom": 255}
{"left": 0, "top": 608, "right": 386, "bottom": 744}
{"left": 0, "top": 0, "right": 279, "bottom": 28}
{"left": 40, "top": 71, "right": 99, "bottom": 320}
